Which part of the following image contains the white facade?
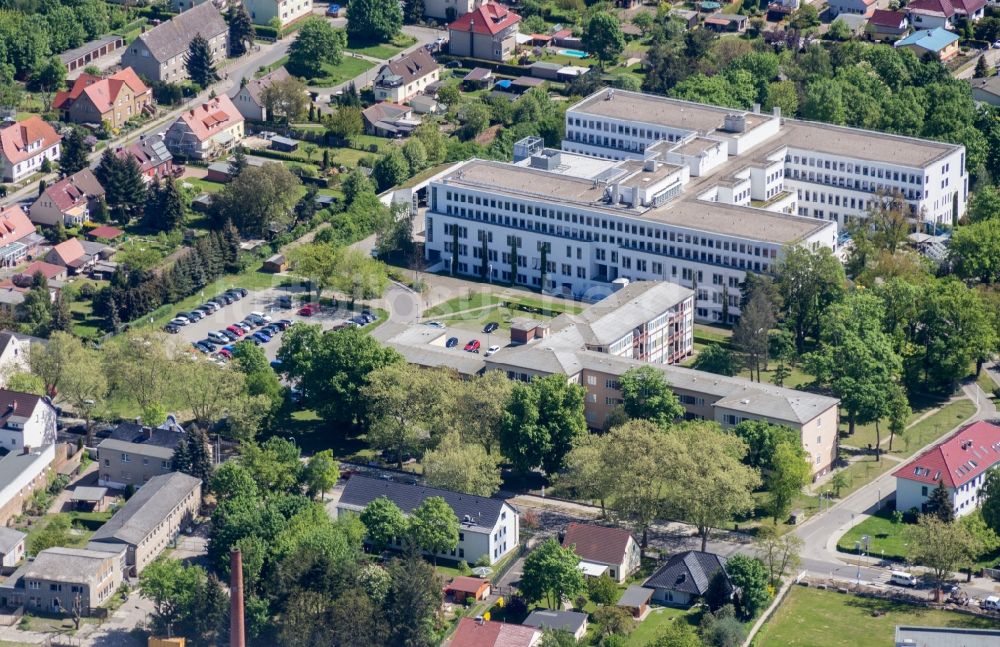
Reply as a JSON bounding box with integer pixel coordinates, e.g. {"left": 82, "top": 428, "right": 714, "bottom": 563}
{"left": 425, "top": 131, "right": 837, "bottom": 322}
{"left": 895, "top": 473, "right": 989, "bottom": 518}
{"left": 244, "top": 0, "right": 313, "bottom": 27}
{"left": 562, "top": 89, "right": 967, "bottom": 232}
{"left": 424, "top": 0, "right": 479, "bottom": 20}
{"left": 0, "top": 444, "right": 56, "bottom": 521}
{"left": 0, "top": 336, "right": 30, "bottom": 388}
{"left": 1, "top": 143, "right": 60, "bottom": 184}
{"left": 0, "top": 399, "right": 58, "bottom": 451}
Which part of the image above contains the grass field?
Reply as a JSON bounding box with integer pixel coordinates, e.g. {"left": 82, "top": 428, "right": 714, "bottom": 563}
{"left": 836, "top": 508, "right": 910, "bottom": 562}
{"left": 345, "top": 33, "right": 417, "bottom": 59}
{"left": 826, "top": 456, "right": 899, "bottom": 501}
{"left": 755, "top": 586, "right": 997, "bottom": 647}
{"left": 625, "top": 607, "right": 697, "bottom": 646}
{"left": 307, "top": 56, "right": 375, "bottom": 86}
{"left": 844, "top": 397, "right": 975, "bottom": 456}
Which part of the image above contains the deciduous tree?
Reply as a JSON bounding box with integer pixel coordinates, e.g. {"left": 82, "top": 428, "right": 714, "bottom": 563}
{"left": 364, "top": 363, "right": 448, "bottom": 466}
{"left": 288, "top": 18, "right": 346, "bottom": 79}
{"left": 360, "top": 497, "right": 408, "bottom": 552}
{"left": 584, "top": 12, "right": 625, "bottom": 64}
{"left": 212, "top": 162, "right": 301, "bottom": 236}
{"left": 407, "top": 496, "right": 459, "bottom": 560}
{"left": 618, "top": 365, "right": 684, "bottom": 426}
{"left": 347, "top": 0, "right": 403, "bottom": 44}
{"left": 765, "top": 441, "right": 811, "bottom": 523}
{"left": 423, "top": 432, "right": 502, "bottom": 496}
{"left": 908, "top": 514, "right": 981, "bottom": 596}
{"left": 519, "top": 538, "right": 585, "bottom": 609}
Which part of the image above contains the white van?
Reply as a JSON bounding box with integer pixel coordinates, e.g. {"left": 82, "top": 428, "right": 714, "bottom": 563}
{"left": 890, "top": 571, "right": 918, "bottom": 587}
{"left": 981, "top": 596, "right": 1000, "bottom": 612}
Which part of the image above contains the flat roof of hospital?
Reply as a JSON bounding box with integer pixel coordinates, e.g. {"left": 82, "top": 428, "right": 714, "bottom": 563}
{"left": 569, "top": 89, "right": 959, "bottom": 167}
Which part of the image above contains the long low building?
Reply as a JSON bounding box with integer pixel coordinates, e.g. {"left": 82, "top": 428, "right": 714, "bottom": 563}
{"left": 88, "top": 472, "right": 201, "bottom": 576}
{"left": 0, "top": 444, "right": 56, "bottom": 526}
{"left": 0, "top": 545, "right": 125, "bottom": 615}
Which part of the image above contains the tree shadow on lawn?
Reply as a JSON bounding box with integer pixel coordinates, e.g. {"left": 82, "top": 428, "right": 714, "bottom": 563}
{"left": 842, "top": 595, "right": 935, "bottom": 618}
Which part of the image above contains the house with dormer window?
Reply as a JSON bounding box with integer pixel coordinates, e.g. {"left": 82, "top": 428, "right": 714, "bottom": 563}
{"left": 0, "top": 117, "right": 61, "bottom": 184}
{"left": 164, "top": 95, "right": 245, "bottom": 160}
{"left": 894, "top": 421, "right": 1000, "bottom": 517}
{"left": 448, "top": 3, "right": 521, "bottom": 62}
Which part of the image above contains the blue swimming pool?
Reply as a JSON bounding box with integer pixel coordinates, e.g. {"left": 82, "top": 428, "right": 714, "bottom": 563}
{"left": 559, "top": 49, "right": 588, "bottom": 58}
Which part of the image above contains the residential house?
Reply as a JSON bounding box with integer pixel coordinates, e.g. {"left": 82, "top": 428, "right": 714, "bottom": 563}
{"left": 424, "top": 0, "right": 482, "bottom": 21}
{"left": 0, "top": 332, "right": 30, "bottom": 388}
{"left": 523, "top": 610, "right": 588, "bottom": 641}
{"left": 115, "top": 135, "right": 175, "bottom": 183}
{"left": 0, "top": 389, "right": 58, "bottom": 452}
{"left": 52, "top": 68, "right": 152, "bottom": 131}
{"left": 446, "top": 576, "right": 491, "bottom": 602}
{"left": 120, "top": 3, "right": 228, "bottom": 83}
{"left": 907, "top": 0, "right": 985, "bottom": 29}
{"left": 96, "top": 418, "right": 185, "bottom": 489}
{"left": 361, "top": 102, "right": 420, "bottom": 137}
{"left": 58, "top": 35, "right": 125, "bottom": 74}
{"left": 374, "top": 49, "right": 441, "bottom": 104}
{"left": 894, "top": 27, "right": 960, "bottom": 61}
{"left": 13, "top": 262, "right": 67, "bottom": 286}
{"left": 88, "top": 472, "right": 202, "bottom": 575}
{"left": 561, "top": 523, "right": 641, "bottom": 583}
{"left": 704, "top": 13, "right": 749, "bottom": 32}
{"left": 231, "top": 67, "right": 290, "bottom": 122}
{"left": 0, "top": 444, "right": 57, "bottom": 526}
{"left": 867, "top": 10, "right": 910, "bottom": 40}
{"left": 448, "top": 3, "right": 521, "bottom": 62}
{"left": 827, "top": 0, "right": 878, "bottom": 17}
{"left": 462, "top": 67, "right": 493, "bottom": 90}
{"left": 0, "top": 206, "right": 44, "bottom": 267}
{"left": 244, "top": 0, "right": 313, "bottom": 27}
{"left": 409, "top": 95, "right": 442, "bottom": 115}
{"left": 449, "top": 618, "right": 541, "bottom": 647}
{"left": 0, "top": 116, "right": 61, "bottom": 184}
{"left": 45, "top": 239, "right": 97, "bottom": 274}
{"left": 336, "top": 475, "right": 519, "bottom": 565}
{"left": 893, "top": 421, "right": 1000, "bottom": 517}
{"left": 1, "top": 546, "right": 124, "bottom": 615}
{"left": 30, "top": 169, "right": 106, "bottom": 227}
{"left": 645, "top": 551, "right": 731, "bottom": 607}
{"left": 164, "top": 95, "right": 245, "bottom": 160}
{"left": 0, "top": 528, "right": 26, "bottom": 570}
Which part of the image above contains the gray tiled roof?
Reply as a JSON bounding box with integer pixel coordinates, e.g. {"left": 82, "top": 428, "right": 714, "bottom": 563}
{"left": 645, "top": 551, "right": 729, "bottom": 596}
{"left": 90, "top": 472, "right": 200, "bottom": 546}
{"left": 0, "top": 527, "right": 25, "bottom": 555}
{"left": 134, "top": 2, "right": 227, "bottom": 63}
{"left": 523, "top": 609, "right": 587, "bottom": 633}
{"left": 0, "top": 446, "right": 52, "bottom": 494}
{"left": 339, "top": 475, "right": 510, "bottom": 531}
{"left": 71, "top": 486, "right": 109, "bottom": 502}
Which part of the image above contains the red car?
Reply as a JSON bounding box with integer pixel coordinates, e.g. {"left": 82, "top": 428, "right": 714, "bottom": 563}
{"left": 217, "top": 348, "right": 232, "bottom": 359}
{"left": 464, "top": 339, "right": 481, "bottom": 353}
{"left": 298, "top": 303, "right": 318, "bottom": 316}
{"left": 226, "top": 324, "right": 245, "bottom": 336}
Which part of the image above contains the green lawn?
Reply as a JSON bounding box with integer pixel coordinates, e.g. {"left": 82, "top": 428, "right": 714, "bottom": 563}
{"left": 755, "top": 585, "right": 997, "bottom": 647}
{"left": 345, "top": 33, "right": 417, "bottom": 59}
{"left": 22, "top": 510, "right": 114, "bottom": 555}
{"left": 625, "top": 607, "right": 698, "bottom": 646}
{"left": 304, "top": 56, "right": 375, "bottom": 86}
{"left": 836, "top": 508, "right": 910, "bottom": 562}
{"left": 825, "top": 457, "right": 899, "bottom": 501}
{"left": 845, "top": 398, "right": 975, "bottom": 455}
{"left": 181, "top": 177, "right": 227, "bottom": 194}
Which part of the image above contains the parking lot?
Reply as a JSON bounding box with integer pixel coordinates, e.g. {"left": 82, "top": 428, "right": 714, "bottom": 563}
{"left": 167, "top": 285, "right": 378, "bottom": 362}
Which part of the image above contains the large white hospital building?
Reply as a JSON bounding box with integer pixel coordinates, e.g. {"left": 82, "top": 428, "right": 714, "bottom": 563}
{"left": 423, "top": 89, "right": 967, "bottom": 323}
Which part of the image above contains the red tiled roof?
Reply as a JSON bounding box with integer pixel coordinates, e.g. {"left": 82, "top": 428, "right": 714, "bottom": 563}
{"left": 449, "top": 2, "right": 521, "bottom": 36}
{"left": 0, "top": 206, "right": 37, "bottom": 245}
{"left": 48, "top": 238, "right": 87, "bottom": 266}
{"left": 449, "top": 618, "right": 539, "bottom": 647}
{"left": 0, "top": 117, "right": 61, "bottom": 166}
{"left": 907, "top": 0, "right": 956, "bottom": 16}
{"left": 869, "top": 9, "right": 908, "bottom": 27}
{"left": 177, "top": 95, "right": 244, "bottom": 143}
{"left": 87, "top": 225, "right": 124, "bottom": 240}
{"left": 17, "top": 261, "right": 66, "bottom": 281}
{"left": 43, "top": 169, "right": 104, "bottom": 213}
{"left": 447, "top": 576, "right": 490, "bottom": 595}
{"left": 53, "top": 67, "right": 149, "bottom": 115}
{"left": 952, "top": 0, "right": 987, "bottom": 12}
{"left": 893, "top": 421, "right": 1000, "bottom": 489}
{"left": 562, "top": 522, "right": 636, "bottom": 566}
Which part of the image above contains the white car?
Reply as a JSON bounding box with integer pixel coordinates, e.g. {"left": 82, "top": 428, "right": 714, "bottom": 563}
{"left": 169, "top": 317, "right": 189, "bottom": 327}
{"left": 485, "top": 345, "right": 501, "bottom": 356}
{"left": 251, "top": 311, "right": 273, "bottom": 322}
{"left": 982, "top": 595, "right": 1000, "bottom": 611}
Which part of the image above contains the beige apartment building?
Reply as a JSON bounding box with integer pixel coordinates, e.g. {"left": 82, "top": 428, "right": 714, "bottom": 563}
{"left": 96, "top": 420, "right": 185, "bottom": 489}
{"left": 88, "top": 472, "right": 201, "bottom": 576}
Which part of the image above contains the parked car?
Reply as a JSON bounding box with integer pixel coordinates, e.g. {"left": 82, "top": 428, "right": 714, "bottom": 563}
{"left": 217, "top": 348, "right": 232, "bottom": 359}
{"left": 251, "top": 311, "right": 272, "bottom": 322}
{"left": 298, "top": 305, "right": 316, "bottom": 316}
{"left": 173, "top": 314, "right": 190, "bottom": 323}
{"left": 981, "top": 595, "right": 1000, "bottom": 612}
{"left": 253, "top": 332, "right": 271, "bottom": 343}
{"left": 483, "top": 322, "right": 499, "bottom": 333}
{"left": 890, "top": 571, "right": 918, "bottom": 587}
{"left": 270, "top": 359, "right": 283, "bottom": 370}
{"left": 208, "top": 331, "right": 228, "bottom": 343}
{"left": 277, "top": 296, "right": 293, "bottom": 309}
{"left": 485, "top": 344, "right": 500, "bottom": 356}
{"left": 236, "top": 322, "right": 252, "bottom": 333}
{"left": 186, "top": 310, "right": 205, "bottom": 321}
{"left": 216, "top": 294, "right": 233, "bottom": 305}
{"left": 164, "top": 324, "right": 180, "bottom": 334}
{"left": 245, "top": 315, "right": 264, "bottom": 326}
{"left": 222, "top": 330, "right": 239, "bottom": 341}
{"left": 446, "top": 337, "right": 459, "bottom": 348}
{"left": 226, "top": 325, "right": 245, "bottom": 336}
{"left": 231, "top": 287, "right": 248, "bottom": 297}
{"left": 464, "top": 339, "right": 481, "bottom": 352}
{"left": 276, "top": 319, "right": 292, "bottom": 329}
{"left": 193, "top": 342, "right": 212, "bottom": 353}
{"left": 425, "top": 321, "right": 445, "bottom": 328}
{"left": 169, "top": 318, "right": 189, "bottom": 327}
{"left": 200, "top": 339, "right": 218, "bottom": 350}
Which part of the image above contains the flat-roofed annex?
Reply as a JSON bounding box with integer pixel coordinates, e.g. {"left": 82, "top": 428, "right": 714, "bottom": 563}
{"left": 569, "top": 89, "right": 960, "bottom": 168}
{"left": 438, "top": 158, "right": 832, "bottom": 244}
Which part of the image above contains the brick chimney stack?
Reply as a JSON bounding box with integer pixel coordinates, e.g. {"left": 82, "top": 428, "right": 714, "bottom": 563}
{"left": 230, "top": 548, "right": 245, "bottom": 647}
